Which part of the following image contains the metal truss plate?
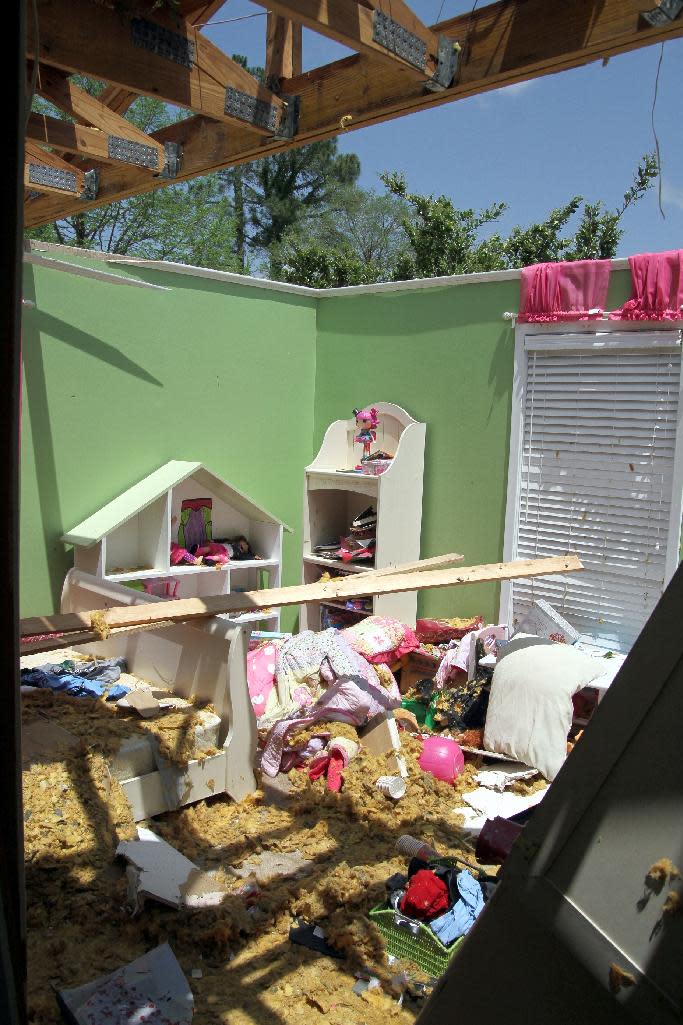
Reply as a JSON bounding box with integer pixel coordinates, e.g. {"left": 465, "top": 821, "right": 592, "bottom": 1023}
{"left": 271, "top": 94, "right": 299, "bottom": 141}
{"left": 161, "top": 142, "right": 182, "bottom": 179}
{"left": 108, "top": 135, "right": 160, "bottom": 170}
{"left": 642, "top": 0, "right": 683, "bottom": 24}
{"left": 425, "top": 34, "right": 459, "bottom": 92}
{"left": 131, "top": 17, "right": 195, "bottom": 69}
{"left": 28, "top": 163, "right": 77, "bottom": 194}
{"left": 372, "top": 10, "right": 427, "bottom": 72}
{"left": 225, "top": 87, "right": 281, "bottom": 133}
{"left": 82, "top": 169, "right": 100, "bottom": 200}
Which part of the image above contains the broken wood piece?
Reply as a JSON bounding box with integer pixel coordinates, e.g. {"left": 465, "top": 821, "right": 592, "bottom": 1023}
{"left": 20, "top": 554, "right": 583, "bottom": 649}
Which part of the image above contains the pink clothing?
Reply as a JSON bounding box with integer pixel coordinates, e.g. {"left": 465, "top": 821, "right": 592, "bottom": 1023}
{"left": 518, "top": 259, "right": 611, "bottom": 323}
{"left": 260, "top": 676, "right": 400, "bottom": 777}
{"left": 610, "top": 250, "right": 683, "bottom": 321}
{"left": 343, "top": 616, "right": 419, "bottom": 667}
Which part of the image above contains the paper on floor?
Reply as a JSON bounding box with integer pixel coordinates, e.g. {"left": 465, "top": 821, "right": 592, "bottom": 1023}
{"left": 454, "top": 785, "right": 548, "bottom": 835}
{"left": 57, "top": 942, "right": 193, "bottom": 1025}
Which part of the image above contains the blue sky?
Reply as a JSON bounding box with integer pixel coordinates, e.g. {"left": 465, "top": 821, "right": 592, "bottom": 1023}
{"left": 204, "top": 1, "right": 682, "bottom": 256}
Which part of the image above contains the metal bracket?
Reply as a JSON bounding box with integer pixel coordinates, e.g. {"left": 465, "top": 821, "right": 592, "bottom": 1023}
{"left": 82, "top": 169, "right": 99, "bottom": 200}
{"left": 225, "top": 87, "right": 282, "bottom": 133}
{"left": 108, "top": 134, "right": 160, "bottom": 170}
{"left": 131, "top": 17, "right": 195, "bottom": 69}
{"left": 271, "top": 94, "right": 300, "bottom": 141}
{"left": 372, "top": 10, "right": 427, "bottom": 72}
{"left": 424, "top": 36, "right": 460, "bottom": 92}
{"left": 28, "top": 163, "right": 78, "bottom": 194}
{"left": 641, "top": 0, "right": 683, "bottom": 25}
{"left": 160, "top": 142, "right": 182, "bottom": 179}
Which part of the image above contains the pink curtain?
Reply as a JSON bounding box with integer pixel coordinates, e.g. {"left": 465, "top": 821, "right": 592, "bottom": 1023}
{"left": 610, "top": 250, "right": 683, "bottom": 322}
{"left": 517, "top": 259, "right": 611, "bottom": 323}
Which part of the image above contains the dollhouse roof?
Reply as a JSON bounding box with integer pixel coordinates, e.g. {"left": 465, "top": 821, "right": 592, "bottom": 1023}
{"left": 62, "top": 460, "right": 291, "bottom": 547}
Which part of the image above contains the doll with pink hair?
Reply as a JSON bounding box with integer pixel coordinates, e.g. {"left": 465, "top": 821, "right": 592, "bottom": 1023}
{"left": 353, "top": 406, "right": 379, "bottom": 462}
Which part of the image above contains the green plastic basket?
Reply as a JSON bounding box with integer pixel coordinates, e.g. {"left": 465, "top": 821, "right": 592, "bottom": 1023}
{"left": 369, "top": 904, "right": 464, "bottom": 977}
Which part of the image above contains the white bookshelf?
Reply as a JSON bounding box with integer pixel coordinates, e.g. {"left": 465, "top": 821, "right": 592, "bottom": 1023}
{"left": 62, "top": 460, "right": 290, "bottom": 630}
{"left": 301, "top": 402, "right": 425, "bottom": 631}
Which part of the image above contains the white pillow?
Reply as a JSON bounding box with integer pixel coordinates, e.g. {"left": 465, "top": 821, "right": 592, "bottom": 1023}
{"left": 483, "top": 645, "right": 604, "bottom": 781}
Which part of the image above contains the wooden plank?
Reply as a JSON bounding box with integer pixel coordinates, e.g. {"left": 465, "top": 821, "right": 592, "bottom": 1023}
{"left": 24, "top": 0, "right": 683, "bottom": 227}
{"left": 266, "top": 13, "right": 303, "bottom": 88}
{"left": 27, "top": 112, "right": 121, "bottom": 164}
{"left": 254, "top": 0, "right": 441, "bottom": 79}
{"left": 364, "top": 551, "right": 464, "bottom": 577}
{"left": 28, "top": 0, "right": 286, "bottom": 135}
{"left": 21, "top": 553, "right": 463, "bottom": 655}
{"left": 34, "top": 66, "right": 166, "bottom": 169}
{"left": 20, "top": 555, "right": 583, "bottom": 642}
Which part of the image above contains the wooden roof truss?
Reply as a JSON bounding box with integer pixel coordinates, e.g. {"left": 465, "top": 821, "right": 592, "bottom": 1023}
{"left": 24, "top": 0, "right": 683, "bottom": 227}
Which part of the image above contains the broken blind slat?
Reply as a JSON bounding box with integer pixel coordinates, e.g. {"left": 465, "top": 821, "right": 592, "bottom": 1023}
{"left": 512, "top": 336, "right": 682, "bottom": 652}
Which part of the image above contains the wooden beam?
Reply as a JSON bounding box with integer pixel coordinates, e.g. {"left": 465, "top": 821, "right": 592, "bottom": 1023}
{"left": 266, "top": 13, "right": 303, "bottom": 88}
{"left": 24, "top": 0, "right": 683, "bottom": 227}
{"left": 27, "top": 112, "right": 125, "bottom": 165}
{"left": 24, "top": 140, "right": 87, "bottom": 196}
{"left": 34, "top": 66, "right": 167, "bottom": 172}
{"left": 96, "top": 1, "right": 228, "bottom": 117}
{"left": 20, "top": 554, "right": 582, "bottom": 643}
{"left": 180, "top": 0, "right": 226, "bottom": 20}
{"left": 254, "top": 0, "right": 443, "bottom": 80}
{"left": 28, "top": 0, "right": 288, "bottom": 135}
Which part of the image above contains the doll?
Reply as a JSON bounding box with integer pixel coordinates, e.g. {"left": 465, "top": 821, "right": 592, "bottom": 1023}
{"left": 353, "top": 406, "right": 379, "bottom": 462}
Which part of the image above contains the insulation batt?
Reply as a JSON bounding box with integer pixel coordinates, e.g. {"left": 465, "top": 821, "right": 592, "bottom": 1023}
{"left": 23, "top": 690, "right": 538, "bottom": 1024}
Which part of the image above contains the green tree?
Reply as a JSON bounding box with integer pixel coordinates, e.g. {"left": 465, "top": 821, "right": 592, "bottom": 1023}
{"left": 280, "top": 186, "right": 409, "bottom": 282}
{"left": 381, "top": 154, "right": 658, "bottom": 281}
{"left": 280, "top": 239, "right": 380, "bottom": 288}
{"left": 220, "top": 56, "right": 361, "bottom": 275}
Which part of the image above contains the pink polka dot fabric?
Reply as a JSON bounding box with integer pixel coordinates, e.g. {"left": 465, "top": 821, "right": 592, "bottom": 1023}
{"left": 247, "top": 642, "right": 280, "bottom": 717}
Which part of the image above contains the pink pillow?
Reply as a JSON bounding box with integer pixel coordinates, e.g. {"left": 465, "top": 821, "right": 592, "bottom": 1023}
{"left": 247, "top": 643, "right": 279, "bottom": 716}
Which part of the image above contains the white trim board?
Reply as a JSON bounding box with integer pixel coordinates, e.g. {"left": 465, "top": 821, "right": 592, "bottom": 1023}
{"left": 500, "top": 322, "right": 683, "bottom": 650}
{"left": 26, "top": 240, "right": 631, "bottom": 300}
{"left": 23, "top": 251, "right": 169, "bottom": 291}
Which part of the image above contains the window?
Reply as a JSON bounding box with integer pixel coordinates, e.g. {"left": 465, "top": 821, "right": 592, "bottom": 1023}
{"left": 501, "top": 327, "right": 683, "bottom": 652}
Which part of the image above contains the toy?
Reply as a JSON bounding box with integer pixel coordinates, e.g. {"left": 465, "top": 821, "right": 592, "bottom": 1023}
{"left": 353, "top": 406, "right": 380, "bottom": 462}
{"left": 178, "top": 497, "right": 212, "bottom": 549}
{"left": 418, "top": 735, "right": 465, "bottom": 784}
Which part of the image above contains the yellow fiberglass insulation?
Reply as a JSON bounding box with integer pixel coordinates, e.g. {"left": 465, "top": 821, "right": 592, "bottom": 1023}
{"left": 23, "top": 705, "right": 487, "bottom": 1025}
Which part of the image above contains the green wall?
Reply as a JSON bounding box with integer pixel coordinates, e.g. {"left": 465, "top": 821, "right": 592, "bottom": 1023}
{"left": 21, "top": 260, "right": 317, "bottom": 631}
{"left": 20, "top": 253, "right": 633, "bottom": 628}
{"left": 314, "top": 271, "right": 633, "bottom": 622}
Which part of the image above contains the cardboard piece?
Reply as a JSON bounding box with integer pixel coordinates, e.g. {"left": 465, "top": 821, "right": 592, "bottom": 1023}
{"left": 119, "top": 689, "right": 162, "bottom": 718}
{"left": 57, "top": 942, "right": 193, "bottom": 1025}
{"left": 22, "top": 719, "right": 80, "bottom": 767}
{"left": 234, "top": 850, "right": 313, "bottom": 885}
{"left": 181, "top": 869, "right": 229, "bottom": 909}
{"left": 357, "top": 712, "right": 406, "bottom": 777}
{"left": 117, "top": 826, "right": 204, "bottom": 911}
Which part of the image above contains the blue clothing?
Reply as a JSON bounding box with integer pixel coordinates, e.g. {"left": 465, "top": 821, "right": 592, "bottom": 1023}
{"left": 429, "top": 870, "right": 484, "bottom": 945}
{"left": 21, "top": 657, "right": 129, "bottom": 701}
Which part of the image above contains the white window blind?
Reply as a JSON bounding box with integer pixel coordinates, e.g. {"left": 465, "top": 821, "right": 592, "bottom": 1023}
{"left": 512, "top": 332, "right": 682, "bottom": 652}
